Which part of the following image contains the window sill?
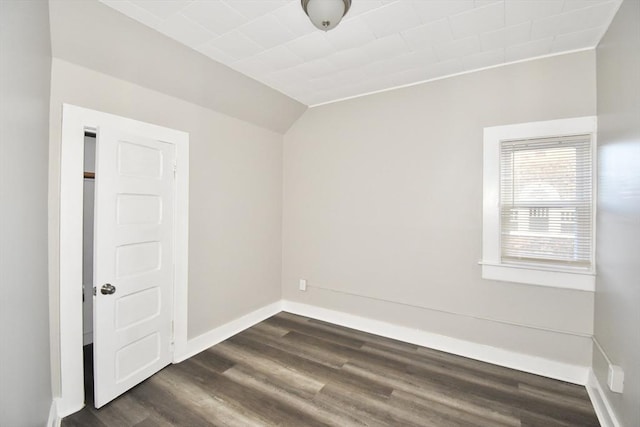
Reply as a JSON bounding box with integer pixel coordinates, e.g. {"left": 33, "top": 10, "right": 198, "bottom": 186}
{"left": 480, "top": 261, "right": 595, "bottom": 291}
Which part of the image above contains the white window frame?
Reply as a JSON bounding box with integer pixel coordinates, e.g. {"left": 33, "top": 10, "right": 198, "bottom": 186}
{"left": 481, "top": 116, "right": 597, "bottom": 292}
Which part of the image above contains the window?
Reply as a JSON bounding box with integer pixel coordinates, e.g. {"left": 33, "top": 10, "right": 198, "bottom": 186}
{"left": 482, "top": 117, "right": 596, "bottom": 291}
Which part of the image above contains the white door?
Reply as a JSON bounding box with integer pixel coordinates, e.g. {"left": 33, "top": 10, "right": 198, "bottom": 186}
{"left": 93, "top": 126, "right": 176, "bottom": 408}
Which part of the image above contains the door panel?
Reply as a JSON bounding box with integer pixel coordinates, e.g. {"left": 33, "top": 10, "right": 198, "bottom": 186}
{"left": 93, "top": 127, "right": 175, "bottom": 408}
{"left": 117, "top": 194, "right": 162, "bottom": 225}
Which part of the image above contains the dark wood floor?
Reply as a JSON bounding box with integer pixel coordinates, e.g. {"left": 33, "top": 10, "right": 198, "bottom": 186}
{"left": 63, "top": 312, "right": 599, "bottom": 427}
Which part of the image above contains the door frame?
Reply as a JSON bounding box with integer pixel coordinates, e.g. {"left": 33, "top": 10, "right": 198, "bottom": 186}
{"left": 57, "top": 104, "right": 189, "bottom": 415}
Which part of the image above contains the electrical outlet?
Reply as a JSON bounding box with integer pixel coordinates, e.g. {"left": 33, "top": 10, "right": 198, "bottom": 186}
{"left": 299, "top": 279, "right": 307, "bottom": 291}
{"left": 607, "top": 365, "right": 624, "bottom": 393}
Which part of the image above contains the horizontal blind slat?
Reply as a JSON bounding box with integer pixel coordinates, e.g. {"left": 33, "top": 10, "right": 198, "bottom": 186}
{"left": 499, "top": 134, "right": 593, "bottom": 268}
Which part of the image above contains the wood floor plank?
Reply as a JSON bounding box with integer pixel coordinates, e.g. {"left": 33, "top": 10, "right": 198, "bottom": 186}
{"left": 131, "top": 415, "right": 175, "bottom": 427}
{"left": 519, "top": 409, "right": 585, "bottom": 427}
{"left": 189, "top": 348, "right": 236, "bottom": 374}
{"left": 207, "top": 341, "right": 326, "bottom": 396}
{"left": 517, "top": 382, "right": 596, "bottom": 414}
{"left": 223, "top": 364, "right": 367, "bottom": 427}
{"left": 127, "top": 375, "right": 215, "bottom": 426}
{"left": 388, "top": 389, "right": 500, "bottom": 427}
{"left": 361, "top": 342, "right": 520, "bottom": 389}
{"left": 416, "top": 345, "right": 591, "bottom": 401}
{"left": 249, "top": 320, "right": 291, "bottom": 338}
{"left": 311, "top": 388, "right": 391, "bottom": 427}
{"left": 63, "top": 313, "right": 600, "bottom": 427}
{"left": 282, "top": 329, "right": 412, "bottom": 372}
{"left": 175, "top": 356, "right": 330, "bottom": 427}
{"left": 174, "top": 359, "right": 294, "bottom": 426}
{"left": 305, "top": 317, "right": 420, "bottom": 353}
{"left": 61, "top": 408, "right": 109, "bottom": 427}
{"left": 228, "top": 332, "right": 395, "bottom": 400}
{"left": 238, "top": 327, "right": 350, "bottom": 369}
{"left": 367, "top": 340, "right": 525, "bottom": 386}
{"left": 153, "top": 365, "right": 266, "bottom": 427}
{"left": 317, "top": 382, "right": 438, "bottom": 427}
{"left": 265, "top": 315, "right": 368, "bottom": 349}
{"left": 83, "top": 394, "right": 150, "bottom": 426}
{"left": 343, "top": 362, "right": 521, "bottom": 426}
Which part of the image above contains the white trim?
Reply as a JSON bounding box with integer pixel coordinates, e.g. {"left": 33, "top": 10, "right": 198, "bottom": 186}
{"left": 480, "top": 263, "right": 595, "bottom": 291}
{"left": 482, "top": 116, "right": 597, "bottom": 291}
{"left": 586, "top": 369, "right": 622, "bottom": 427}
{"left": 172, "top": 120, "right": 190, "bottom": 362}
{"left": 47, "top": 399, "right": 61, "bottom": 427}
{"left": 176, "top": 301, "right": 283, "bottom": 362}
{"left": 56, "top": 104, "right": 189, "bottom": 416}
{"left": 282, "top": 300, "right": 589, "bottom": 385}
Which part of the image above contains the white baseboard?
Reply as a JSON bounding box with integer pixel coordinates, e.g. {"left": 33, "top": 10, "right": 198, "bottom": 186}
{"left": 282, "top": 300, "right": 589, "bottom": 385}
{"left": 175, "top": 301, "right": 283, "bottom": 363}
{"left": 56, "top": 399, "right": 85, "bottom": 419}
{"left": 586, "top": 369, "right": 622, "bottom": 427}
{"left": 47, "top": 399, "right": 61, "bottom": 427}
{"left": 174, "top": 298, "right": 589, "bottom": 385}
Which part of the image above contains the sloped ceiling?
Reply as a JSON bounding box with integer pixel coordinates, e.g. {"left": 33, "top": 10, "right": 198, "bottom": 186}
{"left": 99, "top": 0, "right": 622, "bottom": 106}
{"left": 48, "top": 0, "right": 307, "bottom": 133}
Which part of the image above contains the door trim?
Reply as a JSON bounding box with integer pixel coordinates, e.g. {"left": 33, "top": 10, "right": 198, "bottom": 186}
{"left": 56, "top": 104, "right": 189, "bottom": 416}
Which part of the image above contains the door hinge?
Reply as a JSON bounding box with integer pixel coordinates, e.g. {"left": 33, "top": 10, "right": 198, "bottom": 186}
{"left": 93, "top": 286, "right": 96, "bottom": 296}
{"left": 173, "top": 162, "right": 177, "bottom": 178}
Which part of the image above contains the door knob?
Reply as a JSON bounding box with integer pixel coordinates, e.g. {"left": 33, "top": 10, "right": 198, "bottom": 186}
{"left": 101, "top": 283, "right": 116, "bottom": 295}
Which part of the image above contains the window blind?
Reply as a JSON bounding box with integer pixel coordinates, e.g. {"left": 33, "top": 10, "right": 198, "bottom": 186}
{"left": 499, "top": 134, "right": 593, "bottom": 268}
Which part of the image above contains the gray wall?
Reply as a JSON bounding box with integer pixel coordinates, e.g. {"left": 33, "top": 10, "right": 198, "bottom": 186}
{"left": 283, "top": 51, "right": 597, "bottom": 367}
{"left": 594, "top": 0, "right": 640, "bottom": 425}
{"left": 0, "top": 1, "right": 53, "bottom": 426}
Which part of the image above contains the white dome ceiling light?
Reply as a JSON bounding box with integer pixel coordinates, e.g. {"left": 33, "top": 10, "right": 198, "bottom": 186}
{"left": 301, "top": 0, "right": 352, "bottom": 32}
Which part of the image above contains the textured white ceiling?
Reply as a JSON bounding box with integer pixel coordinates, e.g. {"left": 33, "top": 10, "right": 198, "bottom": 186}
{"left": 99, "top": 0, "right": 621, "bottom": 106}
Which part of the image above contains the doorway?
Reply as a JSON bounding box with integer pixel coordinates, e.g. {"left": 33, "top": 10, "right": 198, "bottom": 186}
{"left": 82, "top": 132, "right": 96, "bottom": 406}
{"left": 56, "top": 105, "right": 190, "bottom": 416}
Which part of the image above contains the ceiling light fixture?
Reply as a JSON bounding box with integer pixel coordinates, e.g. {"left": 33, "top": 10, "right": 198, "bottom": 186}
{"left": 301, "top": 0, "right": 352, "bottom": 32}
